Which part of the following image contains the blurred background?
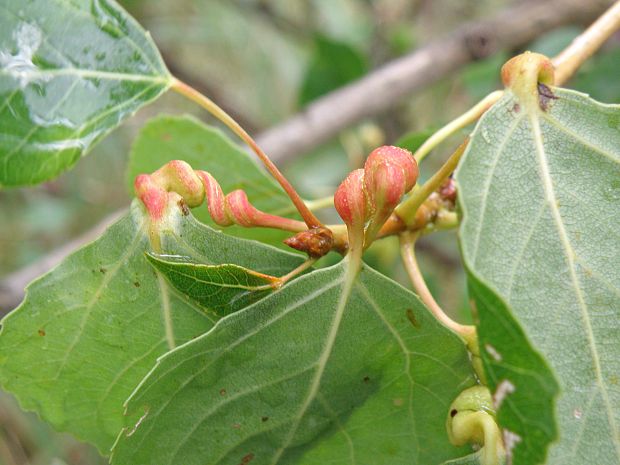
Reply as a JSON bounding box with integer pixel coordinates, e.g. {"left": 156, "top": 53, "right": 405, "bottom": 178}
{"left": 1, "top": 0, "right": 619, "bottom": 463}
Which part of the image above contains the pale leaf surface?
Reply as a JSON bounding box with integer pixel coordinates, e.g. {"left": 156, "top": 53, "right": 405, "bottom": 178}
{"left": 457, "top": 87, "right": 620, "bottom": 464}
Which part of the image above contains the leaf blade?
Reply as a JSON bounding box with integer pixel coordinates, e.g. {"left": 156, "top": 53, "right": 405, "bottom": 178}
{"left": 146, "top": 254, "right": 279, "bottom": 317}
{"left": 457, "top": 87, "right": 620, "bottom": 464}
{"left": 0, "top": 200, "right": 302, "bottom": 452}
{"left": 111, "top": 262, "right": 478, "bottom": 465}
{"left": 0, "top": 0, "right": 171, "bottom": 186}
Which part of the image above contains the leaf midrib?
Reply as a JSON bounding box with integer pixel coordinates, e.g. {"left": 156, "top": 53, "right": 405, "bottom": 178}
{"left": 49, "top": 219, "right": 146, "bottom": 383}
{"left": 471, "top": 112, "right": 525, "bottom": 260}
{"left": 269, "top": 260, "right": 352, "bottom": 465}
{"left": 162, "top": 265, "right": 270, "bottom": 291}
{"left": 0, "top": 68, "right": 170, "bottom": 83}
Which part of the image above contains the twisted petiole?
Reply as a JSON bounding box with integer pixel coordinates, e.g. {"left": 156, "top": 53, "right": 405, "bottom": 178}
{"left": 171, "top": 78, "right": 323, "bottom": 229}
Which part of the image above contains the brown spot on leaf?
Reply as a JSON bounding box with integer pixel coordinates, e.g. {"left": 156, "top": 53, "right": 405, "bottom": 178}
{"left": 161, "top": 133, "right": 172, "bottom": 141}
{"left": 450, "top": 408, "right": 458, "bottom": 418}
{"left": 232, "top": 423, "right": 241, "bottom": 429}
{"left": 406, "top": 309, "right": 420, "bottom": 329}
{"left": 219, "top": 388, "right": 227, "bottom": 396}
{"left": 99, "top": 267, "right": 107, "bottom": 274}
{"left": 133, "top": 281, "right": 140, "bottom": 288}
{"left": 537, "top": 82, "right": 558, "bottom": 111}
{"left": 512, "top": 103, "right": 520, "bottom": 113}
{"left": 393, "top": 398, "right": 404, "bottom": 407}
{"left": 261, "top": 416, "right": 269, "bottom": 422}
{"left": 178, "top": 199, "right": 190, "bottom": 216}
{"left": 38, "top": 329, "right": 46, "bottom": 337}
{"left": 239, "top": 453, "right": 255, "bottom": 465}
{"left": 363, "top": 376, "right": 370, "bottom": 384}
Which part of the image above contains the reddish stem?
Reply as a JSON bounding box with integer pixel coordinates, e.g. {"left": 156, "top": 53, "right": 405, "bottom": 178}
{"left": 172, "top": 79, "right": 322, "bottom": 229}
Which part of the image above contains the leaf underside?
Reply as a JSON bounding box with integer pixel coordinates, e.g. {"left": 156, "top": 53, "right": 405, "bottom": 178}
{"left": 0, "top": 0, "right": 170, "bottom": 186}
{"left": 111, "top": 258, "right": 478, "bottom": 465}
{"left": 457, "top": 87, "right": 620, "bottom": 464}
{"left": 0, "top": 199, "right": 302, "bottom": 452}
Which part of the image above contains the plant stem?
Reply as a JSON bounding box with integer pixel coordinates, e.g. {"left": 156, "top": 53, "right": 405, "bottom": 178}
{"left": 395, "top": 138, "right": 468, "bottom": 225}
{"left": 272, "top": 258, "right": 317, "bottom": 289}
{"left": 436, "top": 209, "right": 458, "bottom": 227}
{"left": 410, "top": 1, "right": 620, "bottom": 168}
{"left": 400, "top": 231, "right": 475, "bottom": 341}
{"left": 553, "top": 0, "right": 620, "bottom": 86}
{"left": 412, "top": 2, "right": 620, "bottom": 167}
{"left": 303, "top": 196, "right": 335, "bottom": 212}
{"left": 171, "top": 78, "right": 322, "bottom": 229}
{"left": 414, "top": 91, "right": 502, "bottom": 164}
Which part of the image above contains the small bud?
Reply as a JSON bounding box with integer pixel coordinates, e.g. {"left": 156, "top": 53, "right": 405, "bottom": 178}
{"left": 284, "top": 227, "right": 334, "bottom": 258}
{"left": 363, "top": 146, "right": 418, "bottom": 242}
{"left": 364, "top": 146, "right": 418, "bottom": 213}
{"left": 334, "top": 169, "right": 369, "bottom": 229}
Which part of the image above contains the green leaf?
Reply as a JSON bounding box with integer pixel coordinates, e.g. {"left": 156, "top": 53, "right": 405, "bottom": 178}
{"left": 146, "top": 253, "right": 281, "bottom": 317}
{"left": 467, "top": 272, "right": 558, "bottom": 465}
{"left": 457, "top": 87, "right": 620, "bottom": 464}
{"left": 111, "top": 260, "right": 478, "bottom": 465}
{"left": 127, "top": 114, "right": 297, "bottom": 247}
{"left": 0, "top": 0, "right": 171, "bottom": 187}
{"left": 299, "top": 34, "right": 367, "bottom": 106}
{"left": 0, "top": 199, "right": 302, "bottom": 452}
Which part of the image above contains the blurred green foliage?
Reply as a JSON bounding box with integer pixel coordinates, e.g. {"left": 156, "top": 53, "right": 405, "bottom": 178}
{"left": 299, "top": 34, "right": 368, "bottom": 105}
{"left": 1, "top": 0, "right": 619, "bottom": 463}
